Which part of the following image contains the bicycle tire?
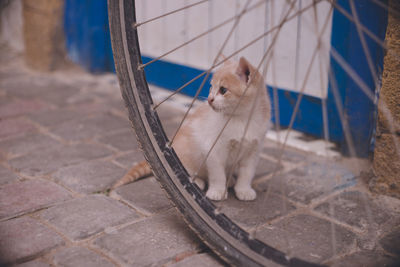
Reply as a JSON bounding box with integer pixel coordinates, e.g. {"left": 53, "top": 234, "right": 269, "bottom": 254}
{"left": 108, "top": 0, "right": 325, "bottom": 266}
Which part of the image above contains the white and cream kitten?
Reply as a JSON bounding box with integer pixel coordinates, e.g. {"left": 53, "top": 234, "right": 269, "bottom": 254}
{"left": 173, "top": 57, "right": 270, "bottom": 200}
{"left": 113, "top": 57, "right": 271, "bottom": 201}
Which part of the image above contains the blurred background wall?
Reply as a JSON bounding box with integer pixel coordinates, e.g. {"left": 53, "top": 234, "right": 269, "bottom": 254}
{"left": 0, "top": 0, "right": 399, "bottom": 198}
{"left": 0, "top": 0, "right": 391, "bottom": 158}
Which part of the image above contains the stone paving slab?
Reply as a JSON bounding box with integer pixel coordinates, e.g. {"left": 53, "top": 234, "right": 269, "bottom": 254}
{"left": 167, "top": 253, "right": 226, "bottom": 267}
{"left": 0, "top": 132, "right": 60, "bottom": 159}
{"left": 93, "top": 210, "right": 201, "bottom": 267}
{"left": 52, "top": 160, "right": 126, "bottom": 194}
{"left": 2, "top": 77, "right": 78, "bottom": 102}
{"left": 315, "top": 190, "right": 390, "bottom": 230}
{"left": 66, "top": 101, "right": 115, "bottom": 116}
{"left": 112, "top": 177, "right": 172, "bottom": 215}
{"left": 49, "top": 113, "right": 130, "bottom": 142}
{"left": 0, "top": 98, "right": 50, "bottom": 118}
{"left": 113, "top": 150, "right": 145, "bottom": 168}
{"left": 1, "top": 54, "right": 400, "bottom": 266}
{"left": 0, "top": 179, "right": 71, "bottom": 220}
{"left": 254, "top": 157, "right": 283, "bottom": 178}
{"left": 257, "top": 162, "right": 357, "bottom": 205}
{"left": 0, "top": 216, "right": 64, "bottom": 265}
{"left": 27, "top": 107, "right": 83, "bottom": 127}
{"left": 262, "top": 142, "right": 312, "bottom": 164}
{"left": 16, "top": 260, "right": 51, "bottom": 267}
{"left": 9, "top": 143, "right": 112, "bottom": 176}
{"left": 215, "top": 191, "right": 296, "bottom": 230}
{"left": 256, "top": 214, "right": 357, "bottom": 263}
{"left": 52, "top": 246, "right": 115, "bottom": 267}
{"left": 0, "top": 165, "right": 19, "bottom": 185}
{"left": 0, "top": 117, "right": 36, "bottom": 140}
{"left": 40, "top": 195, "right": 140, "bottom": 241}
{"left": 97, "top": 129, "right": 138, "bottom": 152}
{"left": 330, "top": 250, "right": 399, "bottom": 267}
{"left": 2, "top": 79, "right": 81, "bottom": 108}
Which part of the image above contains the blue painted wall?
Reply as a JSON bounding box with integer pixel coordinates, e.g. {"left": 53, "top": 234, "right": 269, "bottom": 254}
{"left": 64, "top": 0, "right": 114, "bottom": 73}
{"left": 328, "top": 0, "right": 387, "bottom": 155}
{"left": 64, "top": 0, "right": 387, "bottom": 156}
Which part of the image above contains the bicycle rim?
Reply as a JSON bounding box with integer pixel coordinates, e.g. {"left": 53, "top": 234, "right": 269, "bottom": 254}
{"left": 108, "top": 0, "right": 399, "bottom": 266}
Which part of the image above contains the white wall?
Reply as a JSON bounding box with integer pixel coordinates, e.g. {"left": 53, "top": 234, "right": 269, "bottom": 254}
{"left": 136, "top": 0, "right": 332, "bottom": 98}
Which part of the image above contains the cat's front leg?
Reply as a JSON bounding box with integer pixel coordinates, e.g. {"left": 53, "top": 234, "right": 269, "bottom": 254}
{"left": 234, "top": 151, "right": 258, "bottom": 201}
{"left": 206, "top": 160, "right": 228, "bottom": 201}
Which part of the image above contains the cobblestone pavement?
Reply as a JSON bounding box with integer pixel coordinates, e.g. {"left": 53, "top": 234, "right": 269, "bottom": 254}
{"left": 0, "top": 52, "right": 399, "bottom": 267}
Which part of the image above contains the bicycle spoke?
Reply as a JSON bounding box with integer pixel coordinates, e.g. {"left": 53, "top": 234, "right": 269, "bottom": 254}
{"left": 226, "top": 0, "right": 298, "bottom": 187}
{"left": 169, "top": 0, "right": 254, "bottom": 146}
{"left": 270, "top": 4, "right": 334, "bottom": 183}
{"left": 111, "top": 1, "right": 400, "bottom": 265}
{"left": 349, "top": 0, "right": 379, "bottom": 88}
{"left": 153, "top": 72, "right": 207, "bottom": 110}
{"left": 312, "top": 2, "right": 338, "bottom": 259}
{"left": 326, "top": 58, "right": 380, "bottom": 258}
{"left": 294, "top": 0, "right": 303, "bottom": 90}
{"left": 330, "top": 47, "right": 400, "bottom": 157}
{"left": 370, "top": 0, "right": 400, "bottom": 18}
{"left": 195, "top": 0, "right": 299, "bottom": 180}
{"left": 226, "top": 0, "right": 298, "bottom": 181}
{"left": 183, "top": 0, "right": 189, "bottom": 62}
{"left": 133, "top": 0, "right": 209, "bottom": 28}
{"left": 344, "top": 2, "right": 400, "bottom": 157}
{"left": 139, "top": 0, "right": 266, "bottom": 70}
{"left": 328, "top": 0, "right": 400, "bottom": 62}
{"left": 312, "top": 0, "right": 330, "bottom": 140}
{"left": 252, "top": 2, "right": 334, "bottom": 250}
{"left": 152, "top": 0, "right": 322, "bottom": 113}
{"left": 269, "top": 0, "right": 281, "bottom": 143}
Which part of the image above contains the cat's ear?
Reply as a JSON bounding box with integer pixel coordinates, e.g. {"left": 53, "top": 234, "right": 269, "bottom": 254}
{"left": 236, "top": 57, "right": 252, "bottom": 84}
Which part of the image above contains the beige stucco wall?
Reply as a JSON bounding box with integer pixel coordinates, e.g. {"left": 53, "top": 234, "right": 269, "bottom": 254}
{"left": 372, "top": 0, "right": 400, "bottom": 199}
{"left": 23, "top": 0, "right": 65, "bottom": 71}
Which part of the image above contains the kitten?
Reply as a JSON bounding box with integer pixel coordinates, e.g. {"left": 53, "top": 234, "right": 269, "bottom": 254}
{"left": 112, "top": 57, "right": 271, "bottom": 201}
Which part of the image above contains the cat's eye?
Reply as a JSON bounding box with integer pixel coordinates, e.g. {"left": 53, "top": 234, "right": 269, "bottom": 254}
{"left": 219, "top": 86, "right": 227, "bottom": 95}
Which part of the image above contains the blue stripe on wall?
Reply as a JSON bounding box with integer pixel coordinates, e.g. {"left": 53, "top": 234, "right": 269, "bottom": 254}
{"left": 63, "top": 0, "right": 388, "bottom": 156}
{"left": 142, "top": 55, "right": 328, "bottom": 141}
{"left": 142, "top": 56, "right": 211, "bottom": 100}
{"left": 328, "top": 0, "right": 387, "bottom": 156}
{"left": 64, "top": 0, "right": 115, "bottom": 73}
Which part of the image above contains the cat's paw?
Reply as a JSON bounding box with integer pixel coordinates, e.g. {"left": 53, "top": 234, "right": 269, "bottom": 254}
{"left": 234, "top": 187, "right": 257, "bottom": 201}
{"left": 206, "top": 188, "right": 228, "bottom": 201}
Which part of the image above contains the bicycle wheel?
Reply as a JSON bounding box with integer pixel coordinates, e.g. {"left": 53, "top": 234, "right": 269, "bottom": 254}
{"left": 108, "top": 0, "right": 399, "bottom": 266}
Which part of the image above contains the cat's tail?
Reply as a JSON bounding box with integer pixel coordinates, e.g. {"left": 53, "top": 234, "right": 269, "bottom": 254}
{"left": 111, "top": 160, "right": 152, "bottom": 190}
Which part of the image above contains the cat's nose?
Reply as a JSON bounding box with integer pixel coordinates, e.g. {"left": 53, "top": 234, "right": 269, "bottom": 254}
{"left": 208, "top": 97, "right": 214, "bottom": 105}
